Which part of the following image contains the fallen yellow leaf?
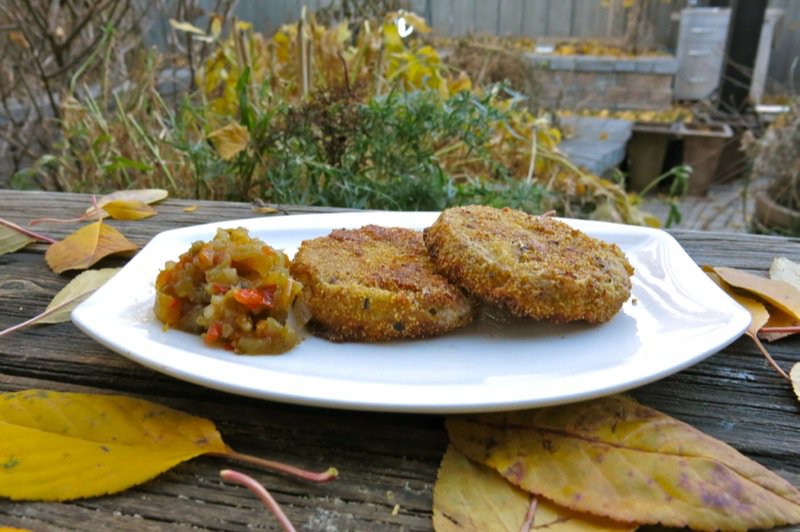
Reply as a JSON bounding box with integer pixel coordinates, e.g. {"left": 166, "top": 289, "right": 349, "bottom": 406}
{"left": 0, "top": 390, "right": 227, "bottom": 501}
{"left": 44, "top": 221, "right": 138, "bottom": 274}
{"left": 706, "top": 267, "right": 792, "bottom": 378}
{"left": 207, "top": 122, "right": 250, "bottom": 160}
{"left": 0, "top": 268, "right": 120, "bottom": 339}
{"left": 40, "top": 268, "right": 119, "bottom": 324}
{"left": 447, "top": 395, "right": 800, "bottom": 530}
{"left": 183, "top": 205, "right": 199, "bottom": 213}
{"left": 85, "top": 189, "right": 168, "bottom": 219}
{"left": 770, "top": 257, "right": 800, "bottom": 290}
{"left": 0, "top": 224, "right": 35, "bottom": 256}
{"left": 762, "top": 309, "right": 800, "bottom": 342}
{"left": 706, "top": 270, "right": 768, "bottom": 335}
{"left": 252, "top": 206, "right": 278, "bottom": 215}
{"left": 714, "top": 266, "right": 800, "bottom": 321}
{"left": 102, "top": 199, "right": 157, "bottom": 221}
{"left": 433, "top": 446, "right": 633, "bottom": 531}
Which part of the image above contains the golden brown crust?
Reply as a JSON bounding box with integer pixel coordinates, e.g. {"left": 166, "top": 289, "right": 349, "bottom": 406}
{"left": 423, "top": 206, "right": 633, "bottom": 323}
{"left": 290, "top": 225, "right": 476, "bottom": 341}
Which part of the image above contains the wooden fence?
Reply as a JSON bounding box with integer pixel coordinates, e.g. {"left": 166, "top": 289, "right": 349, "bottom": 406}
{"left": 147, "top": 0, "right": 798, "bottom": 89}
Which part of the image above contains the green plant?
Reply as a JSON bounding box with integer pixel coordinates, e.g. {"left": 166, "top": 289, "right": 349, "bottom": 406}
{"left": 637, "top": 164, "right": 691, "bottom": 228}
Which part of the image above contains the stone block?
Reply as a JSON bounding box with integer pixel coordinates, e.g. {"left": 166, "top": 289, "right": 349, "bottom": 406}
{"left": 615, "top": 60, "right": 638, "bottom": 72}
{"left": 651, "top": 57, "right": 679, "bottom": 74}
{"left": 548, "top": 56, "right": 576, "bottom": 71}
{"left": 574, "top": 57, "right": 617, "bottom": 72}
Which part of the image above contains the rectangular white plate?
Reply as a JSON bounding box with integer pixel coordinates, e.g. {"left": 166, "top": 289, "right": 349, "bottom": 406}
{"left": 72, "top": 212, "right": 750, "bottom": 413}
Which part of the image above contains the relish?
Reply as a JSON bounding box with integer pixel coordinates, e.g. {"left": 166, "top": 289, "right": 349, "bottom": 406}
{"left": 154, "top": 227, "right": 304, "bottom": 354}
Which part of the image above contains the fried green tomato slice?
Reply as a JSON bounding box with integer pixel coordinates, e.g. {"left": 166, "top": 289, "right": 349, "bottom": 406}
{"left": 290, "top": 225, "right": 476, "bottom": 342}
{"left": 423, "top": 206, "right": 634, "bottom": 323}
{"left": 154, "top": 227, "right": 303, "bottom": 354}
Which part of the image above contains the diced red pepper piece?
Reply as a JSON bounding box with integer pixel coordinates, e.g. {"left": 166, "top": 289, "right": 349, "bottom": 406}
{"left": 204, "top": 321, "right": 223, "bottom": 343}
{"left": 212, "top": 283, "right": 229, "bottom": 294}
{"left": 233, "top": 286, "right": 276, "bottom": 310}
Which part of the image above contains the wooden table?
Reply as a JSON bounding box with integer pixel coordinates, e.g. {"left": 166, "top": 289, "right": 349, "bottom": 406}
{"left": 1, "top": 190, "right": 798, "bottom": 531}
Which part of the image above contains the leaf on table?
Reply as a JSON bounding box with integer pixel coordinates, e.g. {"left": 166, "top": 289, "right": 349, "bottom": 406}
{"left": 0, "top": 217, "right": 55, "bottom": 254}
{"left": 45, "top": 221, "right": 138, "bottom": 274}
{"left": 433, "top": 445, "right": 633, "bottom": 532}
{"left": 101, "top": 199, "right": 157, "bottom": 221}
{"left": 770, "top": 257, "right": 800, "bottom": 291}
{"left": 762, "top": 309, "right": 800, "bottom": 342}
{"left": 791, "top": 363, "right": 800, "bottom": 402}
{"left": 84, "top": 189, "right": 168, "bottom": 219}
{"left": 0, "top": 224, "right": 35, "bottom": 256}
{"left": 207, "top": 122, "right": 250, "bottom": 160}
{"left": 447, "top": 394, "right": 800, "bottom": 531}
{"left": 0, "top": 389, "right": 227, "bottom": 501}
{"left": 713, "top": 266, "right": 800, "bottom": 321}
{"left": 40, "top": 268, "right": 119, "bottom": 324}
{"left": 183, "top": 205, "right": 199, "bottom": 213}
{"left": 705, "top": 270, "right": 768, "bottom": 335}
{"left": 706, "top": 268, "right": 792, "bottom": 378}
{"left": 0, "top": 267, "right": 121, "bottom": 339}
{"left": 0, "top": 390, "right": 336, "bottom": 502}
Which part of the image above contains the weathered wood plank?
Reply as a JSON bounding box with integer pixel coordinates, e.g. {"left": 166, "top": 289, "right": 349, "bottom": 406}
{"left": 1, "top": 191, "right": 798, "bottom": 531}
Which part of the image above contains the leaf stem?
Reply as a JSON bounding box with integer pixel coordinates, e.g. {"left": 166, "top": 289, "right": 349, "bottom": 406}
{"left": 0, "top": 217, "right": 57, "bottom": 244}
{"left": 0, "top": 291, "right": 96, "bottom": 339}
{"left": 759, "top": 326, "right": 800, "bottom": 334}
{"left": 220, "top": 469, "right": 297, "bottom": 532}
{"left": 746, "top": 332, "right": 791, "bottom": 382}
{"left": 29, "top": 215, "right": 92, "bottom": 226}
{"left": 212, "top": 449, "right": 338, "bottom": 483}
{"left": 520, "top": 496, "right": 537, "bottom": 532}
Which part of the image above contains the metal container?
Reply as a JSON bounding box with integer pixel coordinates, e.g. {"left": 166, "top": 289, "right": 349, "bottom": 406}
{"left": 674, "top": 8, "right": 731, "bottom": 100}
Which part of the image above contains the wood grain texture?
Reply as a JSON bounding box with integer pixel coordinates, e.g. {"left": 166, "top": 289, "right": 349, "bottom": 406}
{"left": 0, "top": 191, "right": 798, "bottom": 531}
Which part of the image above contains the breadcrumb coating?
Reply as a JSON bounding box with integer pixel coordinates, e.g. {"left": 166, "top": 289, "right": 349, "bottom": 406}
{"left": 423, "top": 206, "right": 633, "bottom": 323}
{"left": 290, "top": 225, "right": 476, "bottom": 341}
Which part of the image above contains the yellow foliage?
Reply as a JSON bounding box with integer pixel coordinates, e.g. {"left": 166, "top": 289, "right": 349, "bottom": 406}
{"left": 0, "top": 390, "right": 227, "bottom": 501}
{"left": 434, "top": 446, "right": 634, "bottom": 531}
{"left": 447, "top": 394, "right": 800, "bottom": 530}
{"left": 207, "top": 122, "right": 251, "bottom": 160}
{"left": 193, "top": 11, "right": 650, "bottom": 225}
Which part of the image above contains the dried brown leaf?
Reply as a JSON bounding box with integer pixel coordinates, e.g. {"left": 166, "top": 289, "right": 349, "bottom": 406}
{"left": 45, "top": 221, "right": 138, "bottom": 274}
{"left": 447, "top": 395, "right": 800, "bottom": 531}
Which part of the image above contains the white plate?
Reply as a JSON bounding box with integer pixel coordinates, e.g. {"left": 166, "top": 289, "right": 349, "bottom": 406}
{"left": 72, "top": 212, "right": 750, "bottom": 413}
